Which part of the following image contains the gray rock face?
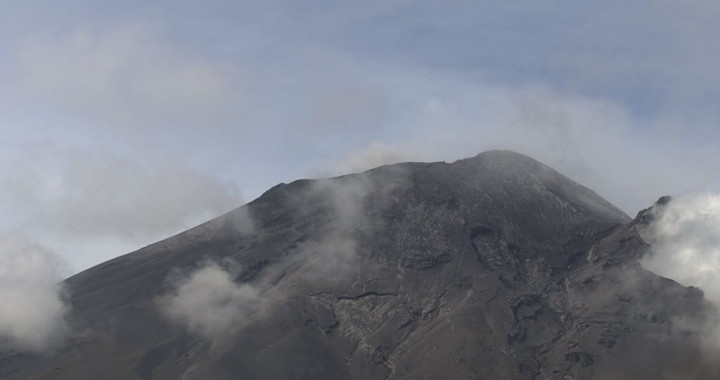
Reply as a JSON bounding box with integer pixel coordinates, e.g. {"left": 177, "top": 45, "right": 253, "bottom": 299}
{"left": 1, "top": 150, "right": 718, "bottom": 379}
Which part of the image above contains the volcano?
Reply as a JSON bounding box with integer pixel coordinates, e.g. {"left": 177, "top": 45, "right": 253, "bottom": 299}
{"left": 1, "top": 150, "right": 717, "bottom": 379}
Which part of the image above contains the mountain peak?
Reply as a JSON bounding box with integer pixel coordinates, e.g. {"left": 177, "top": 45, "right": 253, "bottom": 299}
{"left": 3, "top": 151, "right": 710, "bottom": 380}
{"left": 458, "top": 150, "right": 629, "bottom": 223}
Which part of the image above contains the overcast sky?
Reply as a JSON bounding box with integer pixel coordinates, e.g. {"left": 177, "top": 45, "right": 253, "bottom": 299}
{"left": 1, "top": 0, "right": 719, "bottom": 274}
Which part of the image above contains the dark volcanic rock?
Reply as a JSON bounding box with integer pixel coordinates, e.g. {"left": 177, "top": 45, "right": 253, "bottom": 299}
{"left": 2, "top": 150, "right": 718, "bottom": 379}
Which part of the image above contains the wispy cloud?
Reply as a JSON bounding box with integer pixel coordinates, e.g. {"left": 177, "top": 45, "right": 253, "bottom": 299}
{"left": 328, "top": 81, "right": 719, "bottom": 214}
{"left": 291, "top": 177, "right": 376, "bottom": 281}
{"left": 2, "top": 0, "right": 720, "bottom": 276}
{"left": 16, "top": 23, "right": 236, "bottom": 128}
{"left": 0, "top": 146, "right": 243, "bottom": 272}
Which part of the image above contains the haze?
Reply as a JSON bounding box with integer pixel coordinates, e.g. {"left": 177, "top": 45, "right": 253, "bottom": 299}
{"left": 1, "top": 0, "right": 719, "bottom": 276}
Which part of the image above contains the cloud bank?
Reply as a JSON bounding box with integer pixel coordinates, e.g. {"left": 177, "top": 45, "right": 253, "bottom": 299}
{"left": 0, "top": 147, "right": 243, "bottom": 272}
{"left": 3, "top": 0, "right": 720, "bottom": 276}
{"left": 17, "top": 24, "right": 234, "bottom": 128}
{"left": 640, "top": 193, "right": 720, "bottom": 347}
{"left": 0, "top": 235, "right": 68, "bottom": 351}
{"left": 641, "top": 193, "right": 720, "bottom": 303}
{"left": 328, "top": 82, "right": 720, "bottom": 214}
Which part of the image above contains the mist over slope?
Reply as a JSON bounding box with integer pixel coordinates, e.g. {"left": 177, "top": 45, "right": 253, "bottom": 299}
{"left": 0, "top": 236, "right": 68, "bottom": 352}
{"left": 1, "top": 150, "right": 717, "bottom": 379}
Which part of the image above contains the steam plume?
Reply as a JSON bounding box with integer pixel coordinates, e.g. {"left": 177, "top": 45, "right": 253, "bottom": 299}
{"left": 157, "top": 261, "right": 263, "bottom": 339}
{"left": 0, "top": 235, "right": 68, "bottom": 351}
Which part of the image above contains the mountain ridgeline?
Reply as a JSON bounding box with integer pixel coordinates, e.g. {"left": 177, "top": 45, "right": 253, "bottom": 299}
{"left": 2, "top": 150, "right": 718, "bottom": 379}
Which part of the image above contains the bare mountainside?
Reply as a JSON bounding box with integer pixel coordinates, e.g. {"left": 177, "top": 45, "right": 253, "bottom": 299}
{"left": 2, "top": 150, "right": 718, "bottom": 379}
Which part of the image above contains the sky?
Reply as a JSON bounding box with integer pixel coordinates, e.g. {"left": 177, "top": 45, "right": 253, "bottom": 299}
{"left": 1, "top": 0, "right": 719, "bottom": 275}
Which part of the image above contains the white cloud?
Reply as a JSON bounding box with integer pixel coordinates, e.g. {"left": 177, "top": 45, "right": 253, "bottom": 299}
{"left": 640, "top": 193, "right": 720, "bottom": 346}
{"left": 2, "top": 0, "right": 720, "bottom": 277}
{"left": 42, "top": 154, "right": 241, "bottom": 238}
{"left": 0, "top": 235, "right": 68, "bottom": 351}
{"left": 641, "top": 193, "right": 720, "bottom": 302}
{"left": 157, "top": 261, "right": 264, "bottom": 339}
{"left": 0, "top": 147, "right": 244, "bottom": 272}
{"left": 5, "top": 150, "right": 242, "bottom": 238}
{"left": 323, "top": 78, "right": 719, "bottom": 215}
{"left": 329, "top": 142, "right": 420, "bottom": 175}
{"left": 16, "top": 24, "right": 234, "bottom": 127}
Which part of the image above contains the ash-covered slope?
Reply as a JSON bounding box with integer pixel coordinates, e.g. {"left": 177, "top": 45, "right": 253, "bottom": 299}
{"left": 2, "top": 150, "right": 717, "bottom": 379}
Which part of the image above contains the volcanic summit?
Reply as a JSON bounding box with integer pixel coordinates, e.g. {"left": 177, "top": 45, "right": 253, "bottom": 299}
{"left": 1, "top": 150, "right": 717, "bottom": 379}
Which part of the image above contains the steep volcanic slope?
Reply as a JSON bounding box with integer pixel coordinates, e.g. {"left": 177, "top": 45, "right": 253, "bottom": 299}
{"left": 1, "top": 150, "right": 717, "bottom": 379}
